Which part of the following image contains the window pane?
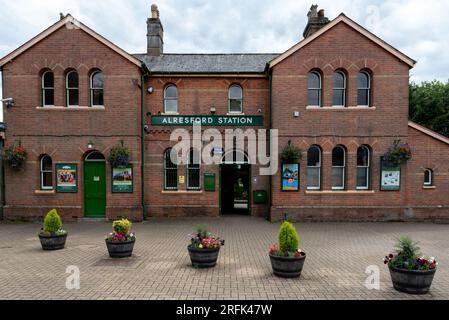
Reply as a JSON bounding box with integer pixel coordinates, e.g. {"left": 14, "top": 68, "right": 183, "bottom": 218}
{"left": 308, "top": 89, "right": 320, "bottom": 106}
{"left": 165, "top": 150, "right": 177, "bottom": 168}
{"left": 229, "top": 99, "right": 242, "bottom": 113}
{"left": 43, "top": 72, "right": 54, "bottom": 88}
{"left": 357, "top": 167, "right": 368, "bottom": 188}
{"left": 165, "top": 169, "right": 178, "bottom": 189}
{"left": 307, "top": 167, "right": 320, "bottom": 189}
{"left": 424, "top": 170, "right": 431, "bottom": 184}
{"left": 188, "top": 169, "right": 200, "bottom": 189}
{"left": 333, "top": 89, "right": 344, "bottom": 106}
{"left": 332, "top": 167, "right": 344, "bottom": 188}
{"left": 307, "top": 147, "right": 320, "bottom": 166}
{"left": 165, "top": 86, "right": 177, "bottom": 99}
{"left": 42, "top": 172, "right": 53, "bottom": 188}
{"left": 358, "top": 72, "right": 369, "bottom": 88}
{"left": 229, "top": 86, "right": 242, "bottom": 99}
{"left": 68, "top": 89, "right": 79, "bottom": 106}
{"left": 44, "top": 89, "right": 54, "bottom": 106}
{"left": 92, "top": 72, "right": 104, "bottom": 88}
{"left": 67, "top": 72, "right": 79, "bottom": 88}
{"left": 165, "top": 99, "right": 178, "bottom": 113}
{"left": 92, "top": 89, "right": 104, "bottom": 106}
{"left": 357, "top": 147, "right": 369, "bottom": 166}
{"left": 308, "top": 73, "right": 320, "bottom": 89}
{"left": 333, "top": 72, "right": 345, "bottom": 88}
{"left": 42, "top": 156, "right": 52, "bottom": 170}
{"left": 358, "top": 89, "right": 369, "bottom": 106}
{"left": 332, "top": 147, "right": 345, "bottom": 166}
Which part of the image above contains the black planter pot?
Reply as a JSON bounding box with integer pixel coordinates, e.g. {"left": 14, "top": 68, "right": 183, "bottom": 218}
{"left": 39, "top": 233, "right": 67, "bottom": 251}
{"left": 389, "top": 265, "right": 436, "bottom": 294}
{"left": 269, "top": 253, "right": 306, "bottom": 278}
{"left": 188, "top": 246, "right": 220, "bottom": 268}
{"left": 106, "top": 239, "right": 135, "bottom": 258}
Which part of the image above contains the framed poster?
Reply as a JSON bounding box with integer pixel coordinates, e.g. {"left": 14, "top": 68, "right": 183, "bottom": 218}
{"left": 380, "top": 157, "right": 401, "bottom": 191}
{"left": 112, "top": 166, "right": 133, "bottom": 193}
{"left": 56, "top": 164, "right": 78, "bottom": 193}
{"left": 281, "top": 163, "right": 300, "bottom": 191}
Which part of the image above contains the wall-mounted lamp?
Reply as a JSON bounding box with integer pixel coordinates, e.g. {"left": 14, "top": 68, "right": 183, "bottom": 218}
{"left": 87, "top": 141, "right": 94, "bottom": 149}
{"left": 147, "top": 87, "right": 154, "bottom": 94}
{"left": 293, "top": 111, "right": 300, "bottom": 118}
{"left": 210, "top": 106, "right": 216, "bottom": 114}
{"left": 1, "top": 98, "right": 15, "bottom": 108}
{"left": 257, "top": 108, "right": 262, "bottom": 114}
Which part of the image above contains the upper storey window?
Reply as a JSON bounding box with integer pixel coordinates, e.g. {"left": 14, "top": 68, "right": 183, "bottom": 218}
{"left": 42, "top": 71, "right": 54, "bottom": 107}
{"left": 90, "top": 71, "right": 104, "bottom": 106}
{"left": 164, "top": 85, "right": 178, "bottom": 114}
{"left": 357, "top": 71, "right": 371, "bottom": 107}
{"left": 66, "top": 71, "right": 79, "bottom": 107}
{"left": 229, "top": 85, "right": 243, "bottom": 114}
{"left": 332, "top": 71, "right": 346, "bottom": 107}
{"left": 307, "top": 71, "right": 322, "bottom": 107}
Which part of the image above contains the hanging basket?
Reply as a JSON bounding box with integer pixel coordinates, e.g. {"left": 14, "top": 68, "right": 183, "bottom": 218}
{"left": 3, "top": 145, "right": 27, "bottom": 170}
{"left": 281, "top": 140, "right": 303, "bottom": 163}
{"left": 383, "top": 140, "right": 412, "bottom": 166}
{"left": 108, "top": 144, "right": 131, "bottom": 168}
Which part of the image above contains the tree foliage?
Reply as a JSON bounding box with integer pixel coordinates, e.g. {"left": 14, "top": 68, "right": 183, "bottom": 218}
{"left": 409, "top": 80, "right": 449, "bottom": 137}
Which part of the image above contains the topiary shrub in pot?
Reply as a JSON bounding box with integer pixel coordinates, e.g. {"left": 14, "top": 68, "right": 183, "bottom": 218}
{"left": 188, "top": 225, "right": 225, "bottom": 268}
{"left": 38, "top": 209, "right": 68, "bottom": 251}
{"left": 105, "top": 219, "right": 136, "bottom": 258}
{"left": 384, "top": 236, "right": 437, "bottom": 294}
{"left": 269, "top": 220, "right": 306, "bottom": 278}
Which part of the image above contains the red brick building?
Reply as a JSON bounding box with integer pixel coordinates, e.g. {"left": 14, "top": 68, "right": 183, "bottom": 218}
{"left": 0, "top": 5, "right": 448, "bottom": 222}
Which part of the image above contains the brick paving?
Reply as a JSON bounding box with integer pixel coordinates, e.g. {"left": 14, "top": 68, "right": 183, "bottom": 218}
{"left": 0, "top": 216, "right": 448, "bottom": 300}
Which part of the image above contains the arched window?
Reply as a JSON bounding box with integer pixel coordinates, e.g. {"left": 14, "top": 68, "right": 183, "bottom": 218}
{"left": 307, "top": 146, "right": 322, "bottom": 190}
{"left": 228, "top": 85, "right": 243, "bottom": 113}
{"left": 424, "top": 169, "right": 433, "bottom": 186}
{"left": 66, "top": 70, "right": 79, "bottom": 107}
{"left": 332, "top": 146, "right": 346, "bottom": 190}
{"left": 164, "top": 85, "right": 178, "bottom": 113}
{"left": 358, "top": 71, "right": 371, "bottom": 106}
{"left": 164, "top": 148, "right": 178, "bottom": 190}
{"left": 40, "top": 155, "right": 53, "bottom": 190}
{"left": 357, "top": 146, "right": 371, "bottom": 190}
{"left": 42, "top": 71, "right": 54, "bottom": 107}
{"left": 333, "top": 71, "right": 346, "bottom": 107}
{"left": 187, "top": 148, "right": 201, "bottom": 190}
{"left": 90, "top": 71, "right": 104, "bottom": 106}
{"left": 308, "top": 71, "right": 322, "bottom": 106}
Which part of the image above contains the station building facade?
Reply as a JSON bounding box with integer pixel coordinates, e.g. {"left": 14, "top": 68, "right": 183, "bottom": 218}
{"left": 1, "top": 5, "right": 449, "bottom": 222}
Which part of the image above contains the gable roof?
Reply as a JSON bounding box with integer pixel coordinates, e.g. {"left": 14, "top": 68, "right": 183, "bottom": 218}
{"left": 0, "top": 14, "right": 142, "bottom": 68}
{"left": 408, "top": 121, "right": 449, "bottom": 146}
{"left": 269, "top": 14, "right": 416, "bottom": 69}
{"left": 134, "top": 53, "right": 279, "bottom": 75}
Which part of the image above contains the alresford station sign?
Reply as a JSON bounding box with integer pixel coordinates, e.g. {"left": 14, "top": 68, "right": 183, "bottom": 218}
{"left": 151, "top": 115, "right": 264, "bottom": 126}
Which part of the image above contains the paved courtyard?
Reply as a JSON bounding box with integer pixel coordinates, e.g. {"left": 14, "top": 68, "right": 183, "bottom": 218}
{"left": 0, "top": 216, "right": 448, "bottom": 300}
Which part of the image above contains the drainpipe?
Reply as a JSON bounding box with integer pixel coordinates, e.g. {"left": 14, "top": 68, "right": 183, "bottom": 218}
{"left": 268, "top": 71, "right": 273, "bottom": 221}
{"left": 0, "top": 68, "right": 4, "bottom": 220}
{"left": 141, "top": 73, "right": 148, "bottom": 220}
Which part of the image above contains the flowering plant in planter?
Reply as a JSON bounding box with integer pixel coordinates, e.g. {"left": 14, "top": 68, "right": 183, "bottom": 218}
{"left": 281, "top": 140, "right": 302, "bottom": 163}
{"left": 189, "top": 225, "right": 225, "bottom": 250}
{"left": 3, "top": 144, "right": 27, "bottom": 169}
{"left": 107, "top": 143, "right": 131, "bottom": 168}
{"left": 383, "top": 140, "right": 412, "bottom": 166}
{"left": 106, "top": 219, "right": 135, "bottom": 242}
{"left": 384, "top": 236, "right": 437, "bottom": 294}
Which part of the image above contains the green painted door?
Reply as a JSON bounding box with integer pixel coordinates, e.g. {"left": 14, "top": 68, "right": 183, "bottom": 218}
{"left": 84, "top": 161, "right": 106, "bottom": 217}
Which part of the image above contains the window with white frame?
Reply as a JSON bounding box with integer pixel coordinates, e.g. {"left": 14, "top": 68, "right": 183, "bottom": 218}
{"left": 40, "top": 155, "right": 53, "bottom": 190}
{"left": 307, "top": 146, "right": 321, "bottom": 190}
{"left": 187, "top": 148, "right": 201, "bottom": 190}
{"left": 228, "top": 85, "right": 243, "bottom": 113}
{"left": 332, "top": 146, "right": 346, "bottom": 190}
{"left": 357, "top": 71, "right": 371, "bottom": 106}
{"left": 164, "top": 85, "right": 178, "bottom": 113}
{"left": 42, "top": 71, "right": 55, "bottom": 107}
{"left": 424, "top": 169, "right": 433, "bottom": 186}
{"left": 90, "top": 71, "right": 104, "bottom": 106}
{"left": 66, "top": 70, "right": 79, "bottom": 107}
{"left": 356, "top": 146, "right": 370, "bottom": 190}
{"left": 332, "top": 71, "right": 346, "bottom": 107}
{"left": 307, "top": 71, "right": 322, "bottom": 107}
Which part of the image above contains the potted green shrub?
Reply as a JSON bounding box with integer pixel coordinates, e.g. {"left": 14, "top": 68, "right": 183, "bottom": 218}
{"left": 3, "top": 144, "right": 28, "bottom": 170}
{"left": 384, "top": 236, "right": 437, "bottom": 294}
{"left": 38, "top": 209, "right": 68, "bottom": 250}
{"left": 108, "top": 142, "right": 131, "bottom": 168}
{"left": 269, "top": 221, "right": 306, "bottom": 278}
{"left": 105, "top": 219, "right": 136, "bottom": 258}
{"left": 188, "top": 225, "right": 225, "bottom": 268}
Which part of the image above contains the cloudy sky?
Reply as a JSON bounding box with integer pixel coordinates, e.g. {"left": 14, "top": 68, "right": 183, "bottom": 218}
{"left": 0, "top": 0, "right": 448, "bottom": 105}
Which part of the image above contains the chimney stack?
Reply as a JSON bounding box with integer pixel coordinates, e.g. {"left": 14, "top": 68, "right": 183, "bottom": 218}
{"left": 303, "top": 5, "right": 330, "bottom": 38}
{"left": 147, "top": 4, "right": 164, "bottom": 56}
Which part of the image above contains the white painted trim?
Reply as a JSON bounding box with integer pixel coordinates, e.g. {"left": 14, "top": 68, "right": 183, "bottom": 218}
{"left": 269, "top": 14, "right": 416, "bottom": 69}
{"left": 0, "top": 15, "right": 142, "bottom": 68}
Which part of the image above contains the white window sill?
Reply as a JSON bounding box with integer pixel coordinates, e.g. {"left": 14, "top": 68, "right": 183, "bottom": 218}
{"left": 162, "top": 112, "right": 179, "bottom": 116}
{"left": 36, "top": 106, "right": 105, "bottom": 111}
{"left": 227, "top": 112, "right": 245, "bottom": 116}
{"left": 306, "top": 106, "right": 376, "bottom": 111}
{"left": 34, "top": 190, "right": 56, "bottom": 195}
{"left": 423, "top": 186, "right": 436, "bottom": 189}
{"left": 161, "top": 190, "right": 203, "bottom": 194}
{"left": 306, "top": 190, "right": 375, "bottom": 195}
